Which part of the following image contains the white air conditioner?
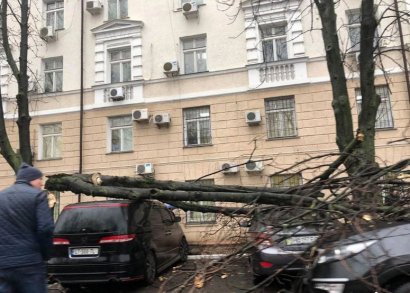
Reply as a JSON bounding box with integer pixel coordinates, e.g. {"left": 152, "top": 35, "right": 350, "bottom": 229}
{"left": 221, "top": 163, "right": 239, "bottom": 174}
{"left": 109, "top": 87, "right": 125, "bottom": 101}
{"left": 86, "top": 0, "right": 103, "bottom": 15}
{"left": 182, "top": 0, "right": 198, "bottom": 18}
{"left": 245, "top": 160, "right": 264, "bottom": 172}
{"left": 245, "top": 110, "right": 261, "bottom": 125}
{"left": 154, "top": 113, "right": 171, "bottom": 126}
{"left": 40, "top": 26, "right": 55, "bottom": 41}
{"left": 132, "top": 109, "right": 149, "bottom": 122}
{"left": 136, "top": 163, "right": 154, "bottom": 175}
{"left": 163, "top": 61, "right": 179, "bottom": 77}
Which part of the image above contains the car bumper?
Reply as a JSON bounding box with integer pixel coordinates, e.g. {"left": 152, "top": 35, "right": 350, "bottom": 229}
{"left": 48, "top": 263, "right": 144, "bottom": 284}
{"left": 309, "top": 278, "right": 373, "bottom": 293}
{"left": 250, "top": 247, "right": 306, "bottom": 277}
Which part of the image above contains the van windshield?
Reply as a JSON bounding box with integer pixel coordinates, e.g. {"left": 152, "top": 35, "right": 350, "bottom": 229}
{"left": 54, "top": 204, "right": 129, "bottom": 234}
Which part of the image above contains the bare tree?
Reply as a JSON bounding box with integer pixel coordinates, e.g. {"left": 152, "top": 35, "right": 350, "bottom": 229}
{"left": 0, "top": 0, "right": 32, "bottom": 172}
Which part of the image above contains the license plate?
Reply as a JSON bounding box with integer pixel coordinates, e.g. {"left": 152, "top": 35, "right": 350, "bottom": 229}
{"left": 285, "top": 236, "right": 318, "bottom": 245}
{"left": 70, "top": 247, "right": 99, "bottom": 257}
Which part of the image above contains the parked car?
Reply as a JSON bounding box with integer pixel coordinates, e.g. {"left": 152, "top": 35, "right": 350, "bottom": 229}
{"left": 245, "top": 208, "right": 320, "bottom": 285}
{"left": 48, "top": 200, "right": 189, "bottom": 286}
{"left": 309, "top": 221, "right": 410, "bottom": 293}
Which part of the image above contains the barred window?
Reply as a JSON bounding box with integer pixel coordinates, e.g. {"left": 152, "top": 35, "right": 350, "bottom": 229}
{"left": 356, "top": 86, "right": 394, "bottom": 129}
{"left": 41, "top": 123, "right": 62, "bottom": 159}
{"left": 183, "top": 106, "right": 212, "bottom": 146}
{"left": 271, "top": 173, "right": 302, "bottom": 188}
{"left": 186, "top": 179, "right": 216, "bottom": 224}
{"left": 260, "top": 23, "right": 288, "bottom": 62}
{"left": 108, "top": 116, "right": 133, "bottom": 152}
{"left": 265, "top": 96, "right": 297, "bottom": 138}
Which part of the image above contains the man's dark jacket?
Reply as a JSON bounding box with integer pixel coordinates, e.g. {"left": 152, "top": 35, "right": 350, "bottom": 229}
{"left": 0, "top": 180, "right": 55, "bottom": 269}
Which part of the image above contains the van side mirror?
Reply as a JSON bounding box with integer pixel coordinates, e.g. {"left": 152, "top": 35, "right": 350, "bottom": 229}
{"left": 174, "top": 216, "right": 181, "bottom": 223}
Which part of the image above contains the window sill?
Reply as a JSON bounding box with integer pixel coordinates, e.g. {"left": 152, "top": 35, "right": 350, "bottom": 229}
{"left": 183, "top": 144, "right": 213, "bottom": 148}
{"left": 37, "top": 157, "right": 63, "bottom": 162}
{"left": 266, "top": 135, "right": 299, "bottom": 141}
{"left": 181, "top": 70, "right": 209, "bottom": 76}
{"left": 106, "top": 150, "right": 134, "bottom": 155}
{"left": 376, "top": 127, "right": 396, "bottom": 131}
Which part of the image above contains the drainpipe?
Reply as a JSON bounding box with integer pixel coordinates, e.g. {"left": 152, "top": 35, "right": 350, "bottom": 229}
{"left": 78, "top": 0, "right": 84, "bottom": 202}
{"left": 394, "top": 0, "right": 410, "bottom": 103}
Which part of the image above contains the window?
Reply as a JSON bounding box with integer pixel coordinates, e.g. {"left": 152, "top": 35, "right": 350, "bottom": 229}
{"left": 265, "top": 96, "right": 297, "bottom": 138}
{"left": 260, "top": 23, "right": 288, "bottom": 62}
{"left": 347, "top": 10, "right": 361, "bottom": 52}
{"left": 110, "top": 48, "right": 131, "bottom": 83}
{"left": 109, "top": 116, "right": 133, "bottom": 152}
{"left": 182, "top": 36, "right": 207, "bottom": 74}
{"left": 356, "top": 86, "right": 394, "bottom": 129}
{"left": 183, "top": 106, "right": 211, "bottom": 146}
{"left": 46, "top": 1, "right": 64, "bottom": 30}
{"left": 44, "top": 57, "right": 63, "bottom": 93}
{"left": 41, "top": 123, "right": 62, "bottom": 159}
{"left": 271, "top": 173, "right": 302, "bottom": 188}
{"left": 186, "top": 179, "right": 216, "bottom": 224}
{"left": 108, "top": 0, "right": 128, "bottom": 20}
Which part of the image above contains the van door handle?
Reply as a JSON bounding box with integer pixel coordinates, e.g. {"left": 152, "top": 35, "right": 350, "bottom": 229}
{"left": 165, "top": 230, "right": 172, "bottom": 235}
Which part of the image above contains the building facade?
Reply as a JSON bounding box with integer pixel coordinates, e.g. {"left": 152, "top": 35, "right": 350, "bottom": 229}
{"left": 0, "top": 0, "right": 409, "bottom": 244}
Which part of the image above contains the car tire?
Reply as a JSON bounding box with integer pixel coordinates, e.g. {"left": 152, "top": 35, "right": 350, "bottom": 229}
{"left": 393, "top": 282, "right": 410, "bottom": 293}
{"left": 143, "top": 251, "right": 157, "bottom": 285}
{"left": 179, "top": 238, "right": 189, "bottom": 262}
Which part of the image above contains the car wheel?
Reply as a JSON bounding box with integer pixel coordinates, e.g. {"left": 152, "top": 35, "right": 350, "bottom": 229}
{"left": 143, "top": 251, "right": 157, "bottom": 285}
{"left": 393, "top": 282, "right": 410, "bottom": 293}
{"left": 179, "top": 238, "right": 189, "bottom": 262}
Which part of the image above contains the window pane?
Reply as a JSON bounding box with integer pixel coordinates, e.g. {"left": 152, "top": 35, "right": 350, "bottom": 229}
{"left": 56, "top": 10, "right": 64, "bottom": 29}
{"left": 111, "top": 63, "right": 121, "bottom": 83}
{"left": 43, "top": 136, "right": 53, "bottom": 159}
{"left": 199, "top": 120, "right": 211, "bottom": 144}
{"left": 122, "top": 62, "right": 131, "bottom": 82}
{"left": 108, "top": 0, "right": 117, "bottom": 19}
{"left": 46, "top": 12, "right": 55, "bottom": 27}
{"left": 184, "top": 52, "right": 195, "bottom": 74}
{"left": 195, "top": 37, "right": 206, "bottom": 48}
{"left": 276, "top": 38, "right": 288, "bottom": 60}
{"left": 349, "top": 27, "right": 360, "bottom": 51}
{"left": 55, "top": 71, "right": 63, "bottom": 92}
{"left": 111, "top": 51, "right": 121, "bottom": 61}
{"left": 55, "top": 58, "right": 63, "bottom": 69}
{"left": 186, "top": 121, "right": 198, "bottom": 145}
{"left": 196, "top": 51, "right": 207, "bottom": 72}
{"left": 122, "top": 48, "right": 131, "bottom": 60}
{"left": 348, "top": 12, "right": 361, "bottom": 24}
{"left": 183, "top": 39, "right": 194, "bottom": 50}
{"left": 47, "top": 3, "right": 56, "bottom": 10}
{"left": 122, "top": 127, "right": 133, "bottom": 151}
{"left": 44, "top": 72, "right": 54, "bottom": 92}
{"left": 111, "top": 129, "right": 121, "bottom": 152}
{"left": 54, "top": 135, "right": 62, "bottom": 157}
{"left": 265, "top": 97, "right": 296, "bottom": 138}
{"left": 56, "top": 1, "right": 64, "bottom": 9}
{"left": 262, "top": 40, "right": 274, "bottom": 62}
{"left": 110, "top": 116, "right": 131, "bottom": 127}
{"left": 119, "top": 0, "right": 128, "bottom": 18}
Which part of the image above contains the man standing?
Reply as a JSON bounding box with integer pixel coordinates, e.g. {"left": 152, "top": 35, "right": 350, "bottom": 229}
{"left": 0, "top": 163, "right": 55, "bottom": 293}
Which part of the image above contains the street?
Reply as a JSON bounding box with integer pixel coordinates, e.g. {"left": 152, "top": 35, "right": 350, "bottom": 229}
{"left": 63, "top": 258, "right": 278, "bottom": 293}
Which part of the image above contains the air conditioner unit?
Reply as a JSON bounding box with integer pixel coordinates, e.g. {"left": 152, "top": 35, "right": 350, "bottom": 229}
{"left": 154, "top": 113, "right": 171, "bottom": 126}
{"left": 182, "top": 0, "right": 198, "bottom": 18}
{"left": 245, "top": 160, "right": 264, "bottom": 172}
{"left": 40, "top": 26, "right": 55, "bottom": 41}
{"left": 221, "top": 163, "right": 239, "bottom": 174}
{"left": 245, "top": 110, "right": 261, "bottom": 125}
{"left": 132, "top": 108, "right": 149, "bottom": 122}
{"left": 86, "top": 0, "right": 103, "bottom": 15}
{"left": 163, "top": 61, "right": 179, "bottom": 77}
{"left": 136, "top": 163, "right": 154, "bottom": 175}
{"left": 109, "top": 87, "right": 125, "bottom": 101}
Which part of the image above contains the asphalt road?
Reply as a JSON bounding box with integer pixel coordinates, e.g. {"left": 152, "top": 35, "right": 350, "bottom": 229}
{"left": 64, "top": 258, "right": 278, "bottom": 293}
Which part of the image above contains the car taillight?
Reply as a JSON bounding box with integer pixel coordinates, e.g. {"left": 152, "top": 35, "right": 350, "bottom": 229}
{"left": 99, "top": 234, "right": 136, "bottom": 244}
{"left": 259, "top": 261, "right": 273, "bottom": 268}
{"left": 53, "top": 237, "right": 70, "bottom": 245}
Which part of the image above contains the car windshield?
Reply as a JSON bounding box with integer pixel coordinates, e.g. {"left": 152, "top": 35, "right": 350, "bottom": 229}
{"left": 54, "top": 204, "right": 129, "bottom": 234}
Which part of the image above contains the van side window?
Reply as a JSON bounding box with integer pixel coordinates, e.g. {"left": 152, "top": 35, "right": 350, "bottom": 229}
{"left": 161, "top": 208, "right": 175, "bottom": 222}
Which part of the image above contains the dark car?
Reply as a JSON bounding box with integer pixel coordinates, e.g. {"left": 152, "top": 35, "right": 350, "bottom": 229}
{"left": 245, "top": 209, "right": 319, "bottom": 285}
{"left": 48, "top": 200, "right": 189, "bottom": 285}
{"left": 309, "top": 221, "right": 410, "bottom": 293}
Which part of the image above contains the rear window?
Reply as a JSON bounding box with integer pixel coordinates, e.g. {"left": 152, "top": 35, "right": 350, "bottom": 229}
{"left": 54, "top": 204, "right": 129, "bottom": 234}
